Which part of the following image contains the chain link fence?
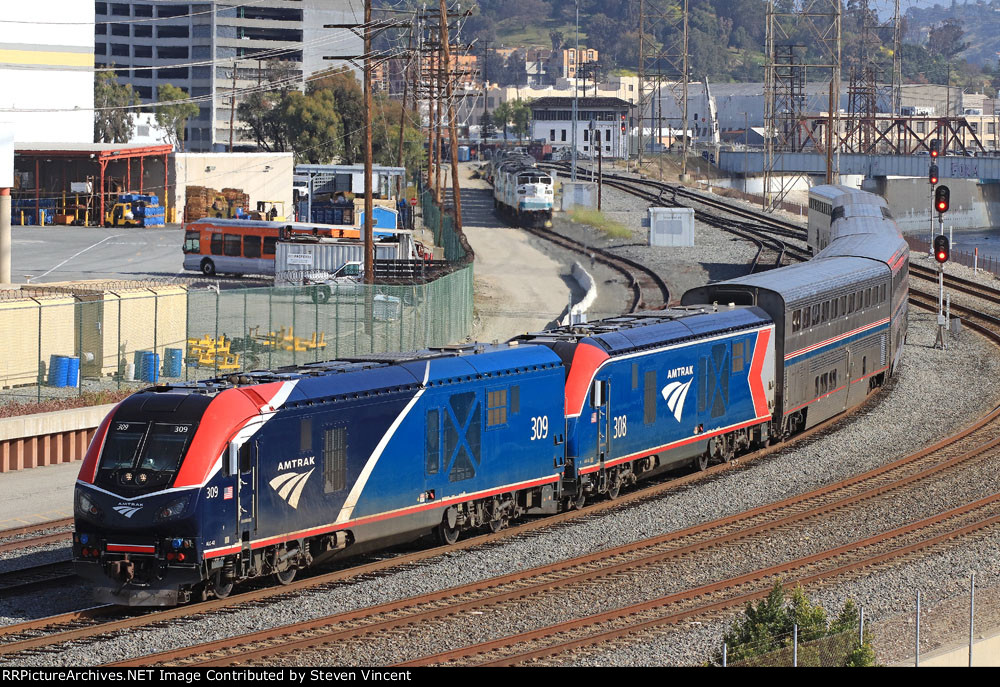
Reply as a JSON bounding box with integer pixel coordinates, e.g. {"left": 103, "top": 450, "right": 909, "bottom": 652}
{"left": 0, "top": 192, "right": 474, "bottom": 409}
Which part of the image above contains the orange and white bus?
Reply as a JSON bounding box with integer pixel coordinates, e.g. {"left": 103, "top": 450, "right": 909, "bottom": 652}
{"left": 182, "top": 219, "right": 375, "bottom": 276}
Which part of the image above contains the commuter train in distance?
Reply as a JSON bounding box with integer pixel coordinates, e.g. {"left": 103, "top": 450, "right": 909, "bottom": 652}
{"left": 489, "top": 150, "right": 555, "bottom": 228}
{"left": 72, "top": 185, "right": 907, "bottom": 606}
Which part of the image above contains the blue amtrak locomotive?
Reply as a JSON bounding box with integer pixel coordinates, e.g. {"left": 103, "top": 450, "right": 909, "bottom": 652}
{"left": 73, "top": 185, "right": 908, "bottom": 606}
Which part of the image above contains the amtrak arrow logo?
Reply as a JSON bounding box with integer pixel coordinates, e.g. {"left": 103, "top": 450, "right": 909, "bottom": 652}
{"left": 661, "top": 378, "right": 693, "bottom": 422}
{"left": 113, "top": 503, "right": 143, "bottom": 519}
{"left": 269, "top": 469, "right": 315, "bottom": 509}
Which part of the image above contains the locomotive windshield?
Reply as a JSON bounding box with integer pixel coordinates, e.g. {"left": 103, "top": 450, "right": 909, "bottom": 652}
{"left": 101, "top": 422, "right": 147, "bottom": 469}
{"left": 96, "top": 421, "right": 196, "bottom": 491}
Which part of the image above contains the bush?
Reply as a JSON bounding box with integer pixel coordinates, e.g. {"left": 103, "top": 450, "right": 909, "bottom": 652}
{"left": 710, "top": 581, "right": 877, "bottom": 667}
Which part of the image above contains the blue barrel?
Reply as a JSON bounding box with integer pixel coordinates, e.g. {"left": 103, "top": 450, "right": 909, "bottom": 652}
{"left": 48, "top": 355, "right": 68, "bottom": 387}
{"left": 141, "top": 352, "right": 160, "bottom": 383}
{"left": 164, "top": 348, "right": 183, "bottom": 377}
{"left": 65, "top": 356, "right": 80, "bottom": 387}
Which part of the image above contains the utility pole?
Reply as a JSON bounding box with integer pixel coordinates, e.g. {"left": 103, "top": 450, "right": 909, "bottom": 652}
{"left": 396, "top": 17, "right": 415, "bottom": 200}
{"left": 571, "top": 0, "right": 579, "bottom": 181}
{"left": 440, "top": 0, "right": 462, "bottom": 231}
{"left": 363, "top": 0, "right": 374, "bottom": 285}
{"left": 325, "top": 3, "right": 413, "bottom": 286}
{"left": 229, "top": 62, "right": 237, "bottom": 153}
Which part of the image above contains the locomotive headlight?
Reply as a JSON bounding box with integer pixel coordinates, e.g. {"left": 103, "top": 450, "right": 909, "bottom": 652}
{"left": 155, "top": 495, "right": 191, "bottom": 522}
{"left": 75, "top": 489, "right": 103, "bottom": 522}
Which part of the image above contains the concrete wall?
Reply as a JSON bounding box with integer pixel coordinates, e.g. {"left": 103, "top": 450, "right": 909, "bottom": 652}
{"left": 0, "top": 296, "right": 76, "bottom": 388}
{"left": 878, "top": 177, "right": 997, "bottom": 234}
{"left": 0, "top": 3, "right": 94, "bottom": 144}
{"left": 170, "top": 152, "right": 294, "bottom": 222}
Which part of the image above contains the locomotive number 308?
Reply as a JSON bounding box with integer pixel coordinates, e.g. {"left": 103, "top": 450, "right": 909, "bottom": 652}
{"left": 530, "top": 416, "right": 549, "bottom": 440}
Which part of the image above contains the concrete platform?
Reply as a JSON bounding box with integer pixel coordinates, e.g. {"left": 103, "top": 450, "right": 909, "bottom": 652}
{"left": 0, "top": 459, "right": 77, "bottom": 530}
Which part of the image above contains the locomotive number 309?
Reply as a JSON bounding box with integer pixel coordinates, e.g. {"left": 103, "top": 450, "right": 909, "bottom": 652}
{"left": 530, "top": 416, "right": 549, "bottom": 440}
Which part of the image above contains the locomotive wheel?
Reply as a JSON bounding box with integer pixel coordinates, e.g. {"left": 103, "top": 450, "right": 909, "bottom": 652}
{"left": 693, "top": 452, "right": 710, "bottom": 472}
{"left": 571, "top": 491, "right": 586, "bottom": 510}
{"left": 607, "top": 470, "right": 622, "bottom": 499}
{"left": 437, "top": 507, "right": 460, "bottom": 545}
{"left": 212, "top": 572, "right": 234, "bottom": 600}
{"left": 273, "top": 567, "right": 297, "bottom": 585}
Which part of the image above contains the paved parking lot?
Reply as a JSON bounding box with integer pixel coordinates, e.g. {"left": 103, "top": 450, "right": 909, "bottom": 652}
{"left": 10, "top": 224, "right": 187, "bottom": 284}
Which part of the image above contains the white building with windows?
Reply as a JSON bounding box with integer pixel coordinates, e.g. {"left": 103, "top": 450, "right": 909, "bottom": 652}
{"left": 95, "top": 1, "right": 361, "bottom": 152}
{"left": 0, "top": 3, "right": 94, "bottom": 144}
{"left": 530, "top": 97, "right": 631, "bottom": 159}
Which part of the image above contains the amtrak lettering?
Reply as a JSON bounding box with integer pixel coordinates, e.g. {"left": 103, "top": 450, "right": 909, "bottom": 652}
{"left": 666, "top": 365, "right": 694, "bottom": 379}
{"left": 277, "top": 456, "right": 315, "bottom": 471}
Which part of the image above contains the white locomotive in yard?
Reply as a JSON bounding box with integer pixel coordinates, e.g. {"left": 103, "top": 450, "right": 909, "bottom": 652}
{"left": 489, "top": 150, "right": 554, "bottom": 228}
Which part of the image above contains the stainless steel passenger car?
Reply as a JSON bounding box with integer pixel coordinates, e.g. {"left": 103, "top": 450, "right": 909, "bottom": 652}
{"left": 683, "top": 185, "right": 908, "bottom": 437}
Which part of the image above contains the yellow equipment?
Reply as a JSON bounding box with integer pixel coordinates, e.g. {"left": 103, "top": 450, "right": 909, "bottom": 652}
{"left": 104, "top": 202, "right": 140, "bottom": 228}
{"left": 252, "top": 200, "right": 285, "bottom": 222}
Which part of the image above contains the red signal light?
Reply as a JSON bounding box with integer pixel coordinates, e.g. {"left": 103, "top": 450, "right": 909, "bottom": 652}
{"left": 934, "top": 185, "right": 950, "bottom": 213}
{"left": 933, "top": 234, "right": 950, "bottom": 263}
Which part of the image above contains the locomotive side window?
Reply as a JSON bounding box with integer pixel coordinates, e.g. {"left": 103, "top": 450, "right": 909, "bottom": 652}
{"left": 323, "top": 427, "right": 347, "bottom": 493}
{"left": 100, "top": 422, "right": 147, "bottom": 470}
{"left": 644, "top": 370, "right": 657, "bottom": 424}
{"left": 487, "top": 389, "right": 508, "bottom": 427}
{"left": 732, "top": 341, "right": 744, "bottom": 373}
{"left": 632, "top": 364, "right": 639, "bottom": 390}
{"left": 300, "top": 418, "right": 312, "bottom": 452}
{"left": 511, "top": 385, "right": 520, "bottom": 414}
{"left": 425, "top": 409, "right": 440, "bottom": 475}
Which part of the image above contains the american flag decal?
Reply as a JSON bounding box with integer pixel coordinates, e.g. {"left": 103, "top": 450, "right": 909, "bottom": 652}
{"left": 223, "top": 486, "right": 234, "bottom": 500}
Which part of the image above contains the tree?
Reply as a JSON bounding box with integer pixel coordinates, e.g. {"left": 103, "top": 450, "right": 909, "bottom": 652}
{"left": 712, "top": 582, "right": 877, "bottom": 667}
{"left": 277, "top": 90, "right": 344, "bottom": 164}
{"left": 510, "top": 99, "right": 533, "bottom": 143}
{"left": 94, "top": 69, "right": 140, "bottom": 144}
{"left": 155, "top": 84, "right": 199, "bottom": 151}
{"left": 309, "top": 67, "right": 365, "bottom": 164}
{"left": 237, "top": 88, "right": 343, "bottom": 163}
{"left": 493, "top": 100, "right": 513, "bottom": 140}
{"left": 929, "top": 19, "right": 970, "bottom": 59}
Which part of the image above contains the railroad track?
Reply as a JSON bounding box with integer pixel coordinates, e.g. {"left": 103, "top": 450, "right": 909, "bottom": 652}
{"left": 101, "top": 395, "right": 1000, "bottom": 666}
{"left": 401, "top": 495, "right": 1000, "bottom": 667}
{"left": 519, "top": 224, "right": 670, "bottom": 311}
{"left": 0, "top": 518, "right": 73, "bottom": 554}
{"left": 538, "top": 162, "right": 811, "bottom": 277}
{"left": 0, "top": 561, "right": 76, "bottom": 596}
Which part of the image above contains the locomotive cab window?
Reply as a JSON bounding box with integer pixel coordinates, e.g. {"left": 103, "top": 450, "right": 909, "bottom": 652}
{"left": 137, "top": 424, "right": 193, "bottom": 473}
{"left": 99, "top": 421, "right": 147, "bottom": 470}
